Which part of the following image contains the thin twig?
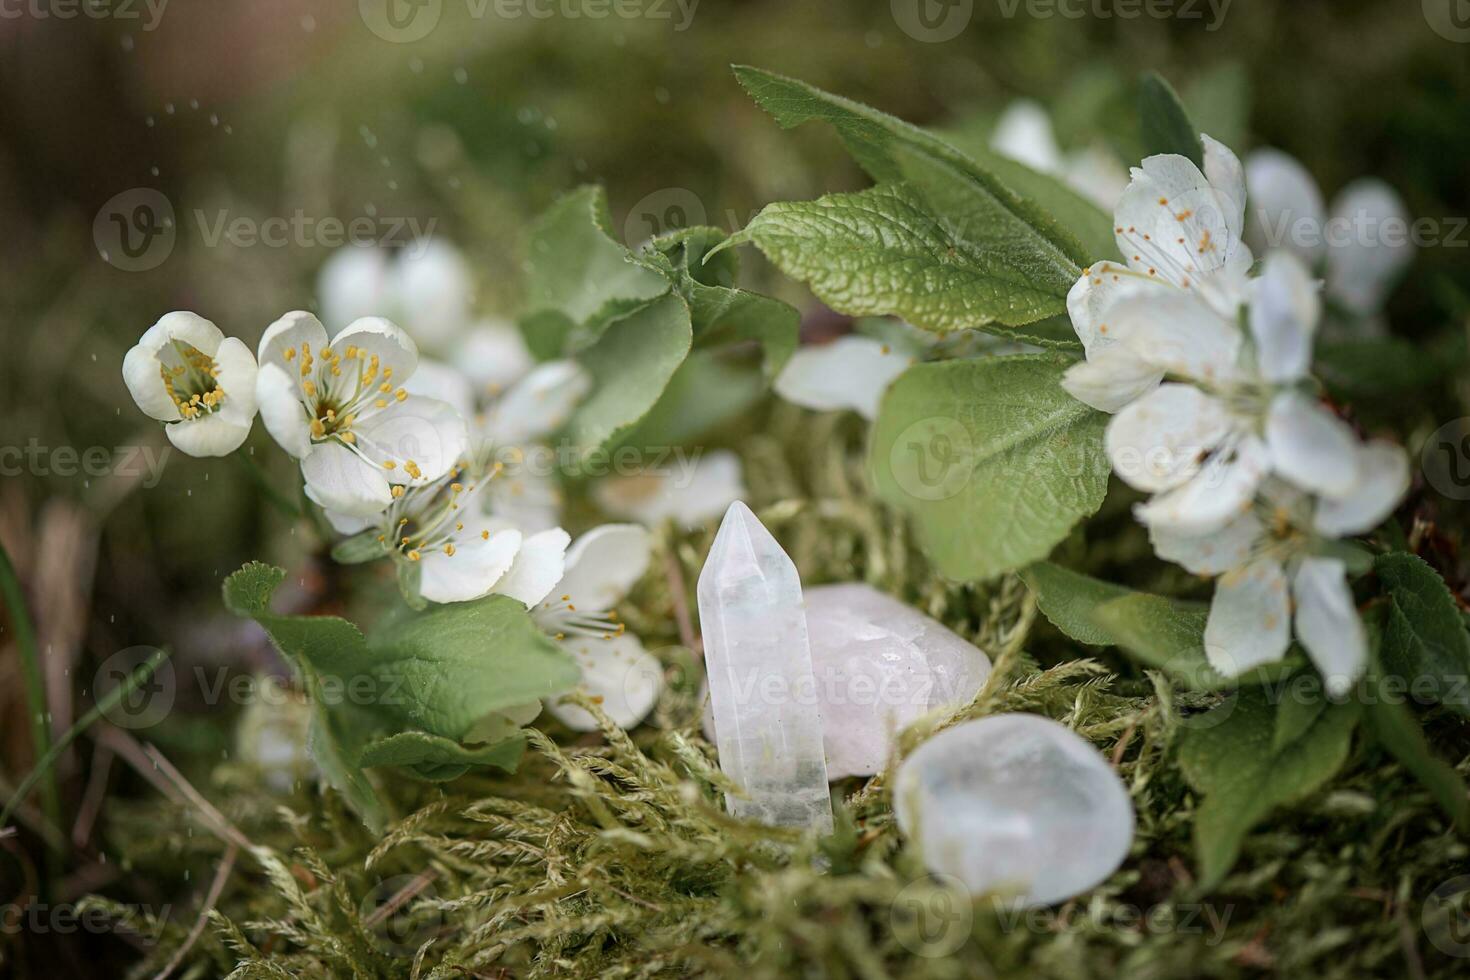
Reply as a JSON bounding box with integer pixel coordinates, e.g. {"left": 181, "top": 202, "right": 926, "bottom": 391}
{"left": 364, "top": 869, "right": 438, "bottom": 927}
{"left": 96, "top": 725, "right": 254, "bottom": 853}
{"left": 663, "top": 545, "right": 701, "bottom": 657}
{"left": 72, "top": 740, "right": 114, "bottom": 848}
{"left": 152, "top": 842, "right": 239, "bottom": 980}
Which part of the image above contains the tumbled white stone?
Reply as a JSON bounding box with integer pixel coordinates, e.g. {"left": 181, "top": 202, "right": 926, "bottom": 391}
{"left": 702, "top": 584, "right": 992, "bottom": 778}
{"left": 697, "top": 501, "right": 833, "bottom": 831}
{"left": 893, "top": 714, "right": 1134, "bottom": 906}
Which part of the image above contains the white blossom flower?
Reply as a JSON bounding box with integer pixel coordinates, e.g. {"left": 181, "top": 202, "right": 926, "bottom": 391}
{"left": 991, "top": 99, "right": 1129, "bottom": 211}
{"left": 774, "top": 334, "right": 916, "bottom": 420}
{"left": 490, "top": 524, "right": 663, "bottom": 730}
{"left": 1150, "top": 440, "right": 1408, "bottom": 694}
{"left": 122, "top": 312, "right": 258, "bottom": 457}
{"left": 255, "top": 310, "right": 468, "bottom": 518}
{"left": 593, "top": 449, "right": 747, "bottom": 529}
{"left": 1244, "top": 148, "right": 1412, "bottom": 329}
{"left": 318, "top": 239, "right": 474, "bottom": 353}
{"left": 1101, "top": 251, "right": 1361, "bottom": 536}
{"left": 405, "top": 356, "right": 591, "bottom": 533}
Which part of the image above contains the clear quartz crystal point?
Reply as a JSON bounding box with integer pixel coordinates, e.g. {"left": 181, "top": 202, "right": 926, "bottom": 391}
{"left": 697, "top": 501, "right": 833, "bottom": 832}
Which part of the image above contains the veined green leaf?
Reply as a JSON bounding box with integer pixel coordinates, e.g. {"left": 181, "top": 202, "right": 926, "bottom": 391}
{"left": 359, "top": 731, "right": 526, "bottom": 782}
{"left": 1179, "top": 689, "right": 1360, "bottom": 890}
{"left": 1138, "top": 72, "right": 1204, "bottom": 166}
{"left": 1376, "top": 552, "right": 1470, "bottom": 716}
{"left": 870, "top": 355, "right": 1108, "bottom": 581}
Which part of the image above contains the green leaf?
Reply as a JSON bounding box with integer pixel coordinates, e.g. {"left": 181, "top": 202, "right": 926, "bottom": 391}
{"left": 1361, "top": 621, "right": 1469, "bottom": 827}
{"left": 566, "top": 294, "right": 694, "bottom": 460}
{"left": 645, "top": 226, "right": 799, "bottom": 378}
{"left": 733, "top": 65, "right": 1094, "bottom": 267}
{"left": 1179, "top": 689, "right": 1360, "bottom": 890}
{"left": 731, "top": 183, "right": 1072, "bottom": 334}
{"left": 359, "top": 731, "right": 526, "bottom": 782}
{"left": 1315, "top": 335, "right": 1467, "bottom": 399}
{"left": 1137, "top": 72, "right": 1203, "bottom": 166}
{"left": 613, "top": 350, "right": 765, "bottom": 451}
{"left": 870, "top": 355, "right": 1107, "bottom": 582}
{"left": 928, "top": 137, "right": 1119, "bottom": 264}
{"left": 1376, "top": 553, "right": 1470, "bottom": 716}
{"left": 1022, "top": 562, "right": 1302, "bottom": 691}
{"left": 222, "top": 563, "right": 577, "bottom": 829}
{"left": 520, "top": 186, "right": 670, "bottom": 358}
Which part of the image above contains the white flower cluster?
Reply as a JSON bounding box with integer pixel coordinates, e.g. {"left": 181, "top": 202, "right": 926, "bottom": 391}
{"left": 121, "top": 240, "right": 746, "bottom": 729}
{"left": 1064, "top": 137, "right": 1410, "bottom": 695}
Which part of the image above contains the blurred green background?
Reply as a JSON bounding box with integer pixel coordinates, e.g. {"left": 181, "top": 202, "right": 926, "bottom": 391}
{"left": 1, "top": 0, "right": 1468, "bottom": 968}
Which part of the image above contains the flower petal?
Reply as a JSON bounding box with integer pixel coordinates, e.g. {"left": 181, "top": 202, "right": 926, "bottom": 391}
{"left": 1062, "top": 344, "right": 1164, "bottom": 413}
{"left": 592, "top": 449, "right": 746, "bottom": 528}
{"left": 300, "top": 441, "right": 393, "bottom": 517}
{"left": 990, "top": 99, "right": 1063, "bottom": 174}
{"left": 1243, "top": 148, "right": 1327, "bottom": 267}
{"left": 213, "top": 336, "right": 259, "bottom": 423}
{"left": 1249, "top": 251, "right": 1320, "bottom": 383}
{"left": 418, "top": 525, "right": 523, "bottom": 604}
{"left": 1134, "top": 435, "right": 1269, "bottom": 535}
{"left": 165, "top": 412, "right": 252, "bottom": 458}
{"left": 317, "top": 246, "right": 390, "bottom": 331}
{"left": 1265, "top": 392, "right": 1359, "bottom": 497}
{"left": 353, "top": 395, "right": 468, "bottom": 486}
{"left": 485, "top": 360, "right": 591, "bottom": 445}
{"left": 546, "top": 634, "right": 663, "bottom": 731}
{"left": 402, "top": 357, "right": 476, "bottom": 420}
{"left": 773, "top": 335, "right": 914, "bottom": 420}
{"left": 1066, "top": 261, "right": 1169, "bottom": 356}
{"left": 555, "top": 524, "right": 651, "bottom": 611}
{"left": 1149, "top": 510, "right": 1265, "bottom": 577}
{"left": 393, "top": 238, "right": 473, "bottom": 352}
{"left": 1110, "top": 290, "right": 1244, "bottom": 384}
{"left": 1115, "top": 152, "right": 1249, "bottom": 286}
{"left": 1313, "top": 440, "right": 1408, "bottom": 536}
{"left": 257, "top": 310, "right": 329, "bottom": 373}
{"left": 139, "top": 310, "right": 225, "bottom": 357}
{"left": 330, "top": 317, "right": 419, "bottom": 392}
{"left": 1106, "top": 384, "right": 1233, "bottom": 493}
{"left": 1201, "top": 134, "right": 1247, "bottom": 244}
{"left": 493, "top": 527, "right": 571, "bottom": 607}
{"left": 487, "top": 466, "right": 564, "bottom": 533}
{"left": 1292, "top": 557, "right": 1367, "bottom": 697}
{"left": 255, "top": 362, "right": 314, "bottom": 459}
{"left": 455, "top": 319, "right": 535, "bottom": 393}
{"left": 1203, "top": 558, "right": 1291, "bottom": 678}
{"left": 1324, "top": 179, "right": 1413, "bottom": 317}
{"left": 122, "top": 344, "right": 181, "bottom": 422}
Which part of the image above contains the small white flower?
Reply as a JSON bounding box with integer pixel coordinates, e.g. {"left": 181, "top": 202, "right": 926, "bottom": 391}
{"left": 1098, "top": 251, "right": 1358, "bottom": 536}
{"left": 1245, "top": 148, "right": 1412, "bottom": 329}
{"left": 491, "top": 524, "right": 663, "bottom": 730}
{"left": 1152, "top": 441, "right": 1408, "bottom": 694}
{"left": 318, "top": 239, "right": 474, "bottom": 353}
{"left": 1062, "top": 135, "right": 1254, "bottom": 414}
{"left": 405, "top": 356, "right": 592, "bottom": 533}
{"left": 774, "top": 334, "right": 916, "bottom": 420}
{"left": 255, "top": 311, "right": 468, "bottom": 518}
{"left": 122, "top": 312, "right": 258, "bottom": 457}
{"left": 991, "top": 99, "right": 1129, "bottom": 210}
{"left": 593, "top": 450, "right": 747, "bottom": 529}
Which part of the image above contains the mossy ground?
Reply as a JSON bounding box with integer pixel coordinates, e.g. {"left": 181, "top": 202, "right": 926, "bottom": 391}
{"left": 87, "top": 407, "right": 1470, "bottom": 979}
